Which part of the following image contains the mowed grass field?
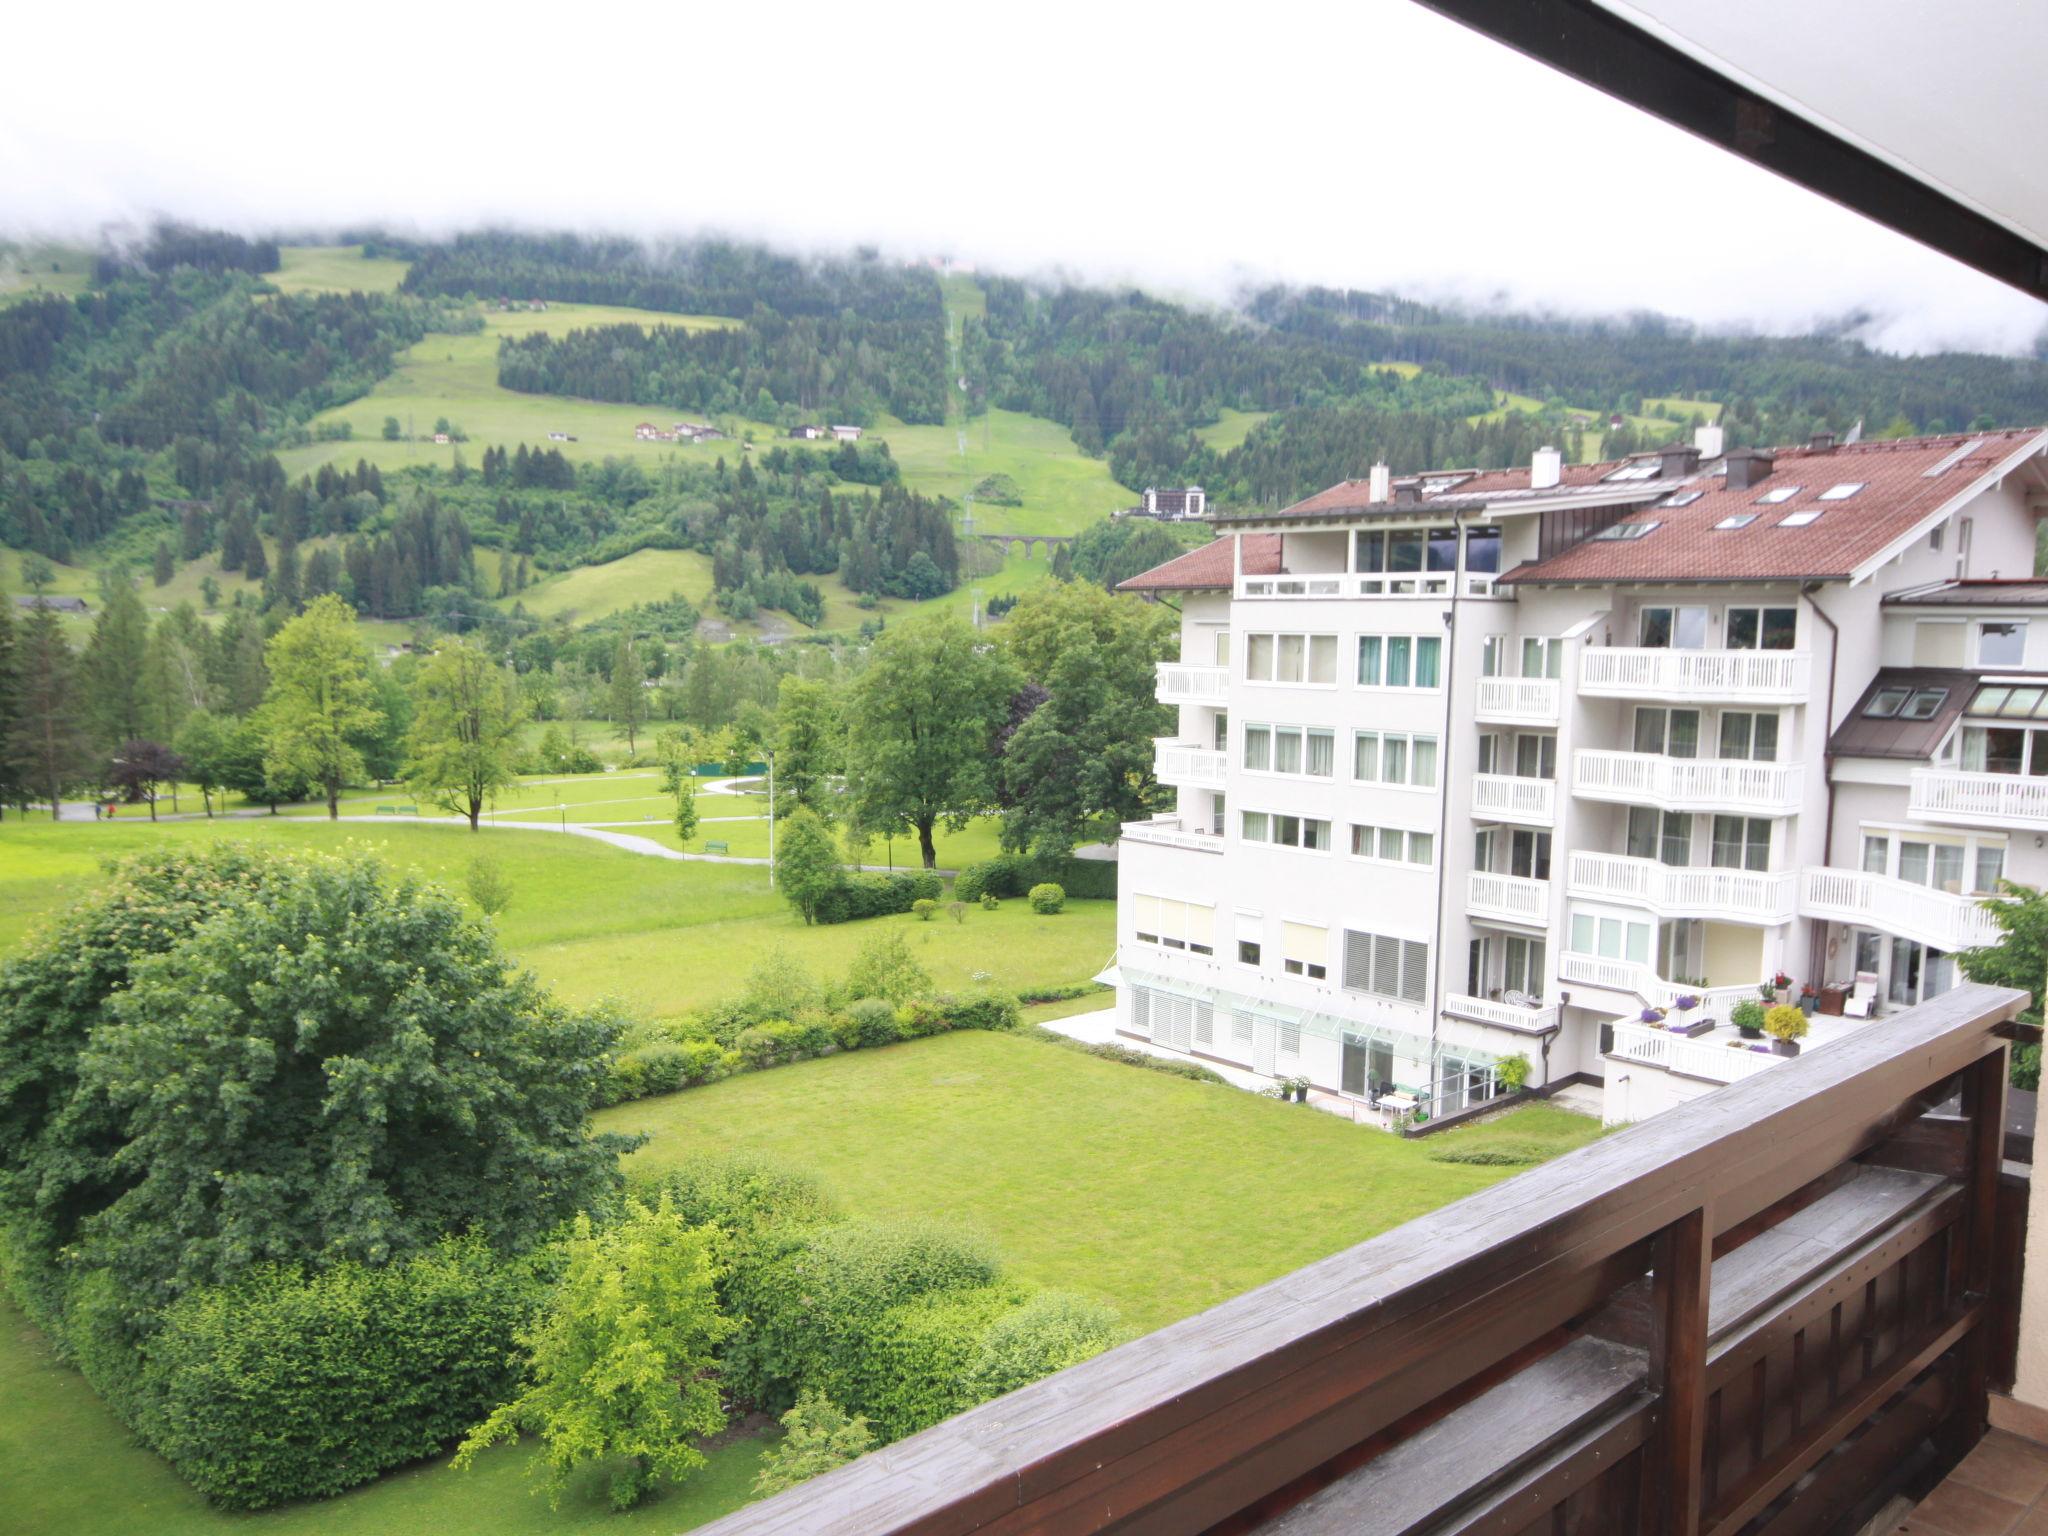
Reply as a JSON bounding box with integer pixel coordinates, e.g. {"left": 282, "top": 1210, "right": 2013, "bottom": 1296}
{"left": 0, "top": 240, "right": 94, "bottom": 307}
{"left": 1193, "top": 408, "right": 1272, "bottom": 453}
{"left": 881, "top": 406, "right": 1130, "bottom": 534}
{"left": 268, "top": 243, "right": 409, "bottom": 295}
{"left": 0, "top": 818, "right": 1110, "bottom": 1021}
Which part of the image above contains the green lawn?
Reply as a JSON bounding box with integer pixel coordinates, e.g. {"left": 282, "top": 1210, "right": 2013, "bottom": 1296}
{"left": 606, "top": 1030, "right": 1604, "bottom": 1333}
{"left": 1193, "top": 408, "right": 1272, "bottom": 453}
{"left": 0, "top": 1299, "right": 771, "bottom": 1535}
{"left": 1641, "top": 395, "right": 1722, "bottom": 424}
{"left": 268, "top": 243, "right": 411, "bottom": 296}
{"left": 881, "top": 407, "right": 1131, "bottom": 535}
{"left": 0, "top": 240, "right": 94, "bottom": 308}
{"left": 0, "top": 819, "right": 1112, "bottom": 1021}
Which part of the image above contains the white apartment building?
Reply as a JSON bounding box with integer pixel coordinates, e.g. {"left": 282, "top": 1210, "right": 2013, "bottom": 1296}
{"left": 1111, "top": 426, "right": 2048, "bottom": 1125}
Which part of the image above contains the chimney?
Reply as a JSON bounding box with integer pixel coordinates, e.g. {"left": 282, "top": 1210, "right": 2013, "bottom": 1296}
{"left": 1368, "top": 462, "right": 1391, "bottom": 504}
{"left": 1694, "top": 424, "right": 1725, "bottom": 459}
{"left": 1658, "top": 442, "right": 1701, "bottom": 480}
{"left": 1809, "top": 430, "right": 1837, "bottom": 452}
{"left": 1724, "top": 448, "right": 1776, "bottom": 491}
{"left": 1531, "top": 445, "right": 1562, "bottom": 490}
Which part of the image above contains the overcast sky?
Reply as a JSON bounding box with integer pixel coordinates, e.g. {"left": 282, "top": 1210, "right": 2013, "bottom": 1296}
{"left": 5, "top": 0, "right": 2044, "bottom": 356}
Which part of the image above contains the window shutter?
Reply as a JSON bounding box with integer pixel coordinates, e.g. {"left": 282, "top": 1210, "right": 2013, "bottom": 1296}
{"left": 1131, "top": 987, "right": 1152, "bottom": 1035}
{"left": 1344, "top": 931, "right": 1373, "bottom": 991}
{"left": 1283, "top": 922, "right": 1326, "bottom": 967}
{"left": 1400, "top": 940, "right": 1429, "bottom": 1003}
{"left": 1194, "top": 1000, "right": 1214, "bottom": 1047}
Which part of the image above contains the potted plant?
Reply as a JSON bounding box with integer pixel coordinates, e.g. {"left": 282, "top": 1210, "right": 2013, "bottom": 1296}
{"left": 1497, "top": 1053, "right": 1531, "bottom": 1094}
{"left": 1730, "top": 998, "right": 1767, "bottom": 1040}
{"left": 1771, "top": 971, "right": 1795, "bottom": 1006}
{"left": 1798, "top": 982, "right": 1819, "bottom": 1017}
{"left": 1764, "top": 1003, "right": 1809, "bottom": 1057}
{"left": 1757, "top": 980, "right": 1777, "bottom": 1002}
{"left": 1640, "top": 1006, "right": 1667, "bottom": 1030}
{"left": 1670, "top": 993, "right": 1699, "bottom": 1029}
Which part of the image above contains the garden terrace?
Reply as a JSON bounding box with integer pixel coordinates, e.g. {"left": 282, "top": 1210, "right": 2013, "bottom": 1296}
{"left": 699, "top": 982, "right": 2032, "bottom": 1536}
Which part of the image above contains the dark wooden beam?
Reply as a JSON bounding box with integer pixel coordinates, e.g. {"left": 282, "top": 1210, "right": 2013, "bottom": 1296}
{"left": 1412, "top": 0, "right": 2048, "bottom": 304}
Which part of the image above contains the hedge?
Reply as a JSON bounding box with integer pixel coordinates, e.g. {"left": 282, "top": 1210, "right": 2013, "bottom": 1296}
{"left": 814, "top": 870, "right": 944, "bottom": 925}
{"left": 119, "top": 1237, "right": 542, "bottom": 1509}
{"left": 627, "top": 1152, "right": 840, "bottom": 1237}
{"left": 954, "top": 854, "right": 1115, "bottom": 903}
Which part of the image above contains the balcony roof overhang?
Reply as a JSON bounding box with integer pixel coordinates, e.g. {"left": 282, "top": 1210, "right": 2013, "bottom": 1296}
{"left": 1413, "top": 0, "right": 2048, "bottom": 303}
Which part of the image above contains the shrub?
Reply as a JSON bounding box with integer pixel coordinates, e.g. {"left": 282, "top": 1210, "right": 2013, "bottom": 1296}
{"left": 953, "top": 863, "right": 992, "bottom": 903}
{"left": 1015, "top": 981, "right": 1110, "bottom": 1005}
{"left": 1028, "top": 882, "right": 1066, "bottom": 914}
{"left": 1020, "top": 1026, "right": 1227, "bottom": 1084}
{"left": 844, "top": 932, "right": 933, "bottom": 1003}
{"left": 736, "top": 1019, "right": 813, "bottom": 1070}
{"left": 895, "top": 998, "right": 950, "bottom": 1039}
{"left": 1764, "top": 1004, "right": 1809, "bottom": 1042}
{"left": 840, "top": 997, "right": 903, "bottom": 1049}
{"left": 955, "top": 854, "right": 1115, "bottom": 903}
{"left": 1427, "top": 1140, "right": 1549, "bottom": 1166}
{"left": 912, "top": 898, "right": 938, "bottom": 921}
{"left": 813, "top": 870, "right": 944, "bottom": 925}
{"left": 964, "top": 1290, "right": 1121, "bottom": 1400}
{"left": 947, "top": 901, "right": 967, "bottom": 924}
{"left": 465, "top": 854, "right": 513, "bottom": 916}
{"left": 943, "top": 990, "right": 1022, "bottom": 1033}
{"left": 752, "top": 1393, "right": 875, "bottom": 1498}
{"left": 1730, "top": 998, "right": 1767, "bottom": 1035}
{"left": 723, "top": 1219, "right": 1002, "bottom": 1412}
{"left": 837, "top": 1284, "right": 1021, "bottom": 1439}
{"left": 743, "top": 951, "right": 823, "bottom": 1021}
{"left": 629, "top": 1152, "right": 839, "bottom": 1237}
{"left": 980, "top": 892, "right": 1000, "bottom": 911}
{"left": 628, "top": 1041, "right": 693, "bottom": 1096}
{"left": 134, "top": 1237, "right": 542, "bottom": 1509}
{"left": 1497, "top": 1053, "right": 1531, "bottom": 1092}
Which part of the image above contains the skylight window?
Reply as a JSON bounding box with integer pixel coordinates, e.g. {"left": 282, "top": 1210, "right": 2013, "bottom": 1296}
{"left": 1604, "top": 462, "right": 1661, "bottom": 482}
{"left": 1900, "top": 688, "right": 1949, "bottom": 720}
{"left": 1779, "top": 509, "right": 1824, "bottom": 527}
{"left": 1714, "top": 512, "right": 1759, "bottom": 530}
{"left": 1968, "top": 683, "right": 2048, "bottom": 720}
{"left": 1662, "top": 490, "right": 1705, "bottom": 508}
{"left": 1865, "top": 687, "right": 1909, "bottom": 718}
{"left": 1757, "top": 486, "right": 1803, "bottom": 504}
{"left": 1820, "top": 482, "right": 1866, "bottom": 500}
{"left": 1590, "top": 520, "right": 1660, "bottom": 541}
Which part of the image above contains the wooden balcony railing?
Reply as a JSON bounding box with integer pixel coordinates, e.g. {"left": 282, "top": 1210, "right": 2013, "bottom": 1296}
{"left": 698, "top": 983, "right": 2027, "bottom": 1536}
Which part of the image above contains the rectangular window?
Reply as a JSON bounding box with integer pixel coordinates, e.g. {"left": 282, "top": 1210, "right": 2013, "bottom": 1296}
{"left": 1238, "top": 939, "right": 1262, "bottom": 966}
{"left": 1132, "top": 894, "right": 1215, "bottom": 955}
{"left": 1408, "top": 830, "right": 1434, "bottom": 866}
{"left": 1640, "top": 606, "right": 1709, "bottom": 649}
{"left": 1521, "top": 637, "right": 1564, "bottom": 679}
{"left": 1382, "top": 735, "right": 1408, "bottom": 784}
{"left": 1241, "top": 811, "right": 1269, "bottom": 843}
{"left": 1283, "top": 922, "right": 1328, "bottom": 981}
{"left": 1213, "top": 632, "right": 1231, "bottom": 667}
{"left": 1355, "top": 529, "right": 1385, "bottom": 573}
{"left": 1357, "top": 635, "right": 1381, "bottom": 685}
{"left": 1247, "top": 634, "right": 1274, "bottom": 681}
{"left": 1354, "top": 731, "right": 1380, "bottom": 781}
{"left": 1658, "top": 811, "right": 1693, "bottom": 867}
{"left": 1411, "top": 736, "right": 1438, "bottom": 787}
{"left": 1385, "top": 634, "right": 1412, "bottom": 688}
{"left": 1388, "top": 529, "right": 1424, "bottom": 574}
{"left": 1633, "top": 707, "right": 1700, "bottom": 758}
{"left": 1426, "top": 526, "right": 1460, "bottom": 572}
{"left": 1710, "top": 815, "right": 1771, "bottom": 872}
{"left": 1341, "top": 929, "right": 1429, "bottom": 1004}
{"left": 1975, "top": 846, "right": 2005, "bottom": 892}
{"left": 1305, "top": 729, "right": 1334, "bottom": 778}
{"left": 1277, "top": 634, "right": 1305, "bottom": 681}
{"left": 1415, "top": 635, "right": 1441, "bottom": 688}
{"left": 1358, "top": 634, "right": 1442, "bottom": 688}
{"left": 1307, "top": 635, "right": 1336, "bottom": 684}
{"left": 1242, "top": 811, "right": 1328, "bottom": 850}
{"left": 1719, "top": 711, "right": 1780, "bottom": 762}
{"left": 1727, "top": 608, "right": 1798, "bottom": 651}
{"left": 1980, "top": 621, "right": 2028, "bottom": 667}
{"left": 1862, "top": 834, "right": 1889, "bottom": 875}
{"left": 1243, "top": 725, "right": 1270, "bottom": 772}
{"left": 1273, "top": 727, "right": 1302, "bottom": 775}
{"left": 1464, "top": 525, "right": 1502, "bottom": 575}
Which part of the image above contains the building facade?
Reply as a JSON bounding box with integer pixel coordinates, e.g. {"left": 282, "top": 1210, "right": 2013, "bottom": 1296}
{"left": 1111, "top": 427, "right": 2048, "bottom": 1124}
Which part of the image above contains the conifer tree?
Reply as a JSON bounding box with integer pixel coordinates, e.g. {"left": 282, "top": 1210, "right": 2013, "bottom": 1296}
{"left": 82, "top": 572, "right": 150, "bottom": 753}
{"left": 7, "top": 599, "right": 88, "bottom": 817}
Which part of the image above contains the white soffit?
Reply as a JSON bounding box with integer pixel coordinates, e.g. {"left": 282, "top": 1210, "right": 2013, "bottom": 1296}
{"left": 1593, "top": 0, "right": 2048, "bottom": 251}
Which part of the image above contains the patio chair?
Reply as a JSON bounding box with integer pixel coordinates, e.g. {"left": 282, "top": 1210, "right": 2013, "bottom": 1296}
{"left": 1843, "top": 971, "right": 1880, "bottom": 1019}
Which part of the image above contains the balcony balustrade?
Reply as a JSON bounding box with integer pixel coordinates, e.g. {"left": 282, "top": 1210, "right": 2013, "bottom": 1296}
{"left": 1470, "top": 772, "right": 1556, "bottom": 826}
{"left": 1118, "top": 814, "right": 1224, "bottom": 853}
{"left": 1441, "top": 991, "right": 1561, "bottom": 1033}
{"left": 1154, "top": 660, "right": 1230, "bottom": 705}
{"left": 1799, "top": 866, "right": 2006, "bottom": 953}
{"left": 1466, "top": 870, "right": 1551, "bottom": 925}
{"left": 1152, "top": 738, "right": 1227, "bottom": 790}
{"left": 1568, "top": 850, "right": 1796, "bottom": 924}
{"left": 1572, "top": 749, "right": 1801, "bottom": 814}
{"left": 1578, "top": 646, "right": 1811, "bottom": 702}
{"left": 1474, "top": 675, "right": 1562, "bottom": 726}
{"left": 1910, "top": 767, "right": 2048, "bottom": 828}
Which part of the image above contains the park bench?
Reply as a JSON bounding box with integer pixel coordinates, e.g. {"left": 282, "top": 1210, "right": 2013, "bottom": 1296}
{"left": 374, "top": 805, "right": 419, "bottom": 815}
{"left": 702, "top": 840, "right": 729, "bottom": 855}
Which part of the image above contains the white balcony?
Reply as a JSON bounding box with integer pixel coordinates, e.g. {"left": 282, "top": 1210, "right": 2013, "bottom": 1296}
{"left": 1909, "top": 768, "right": 2048, "bottom": 829}
{"left": 1798, "top": 867, "right": 2005, "bottom": 953}
{"left": 1442, "top": 992, "right": 1562, "bottom": 1033}
{"left": 1466, "top": 871, "right": 1551, "bottom": 926}
{"left": 1608, "top": 1021, "right": 1786, "bottom": 1085}
{"left": 1119, "top": 814, "right": 1225, "bottom": 853}
{"left": 1235, "top": 572, "right": 1506, "bottom": 601}
{"left": 1558, "top": 953, "right": 1758, "bottom": 1014}
{"left": 1567, "top": 851, "right": 1796, "bottom": 925}
{"left": 1475, "top": 676, "right": 1562, "bottom": 727}
{"left": 1578, "top": 648, "right": 1811, "bottom": 703}
{"left": 1153, "top": 739, "right": 1227, "bottom": 790}
{"left": 1470, "top": 773, "right": 1556, "bottom": 827}
{"left": 1571, "top": 750, "right": 1802, "bottom": 815}
{"left": 1155, "top": 661, "right": 1229, "bottom": 706}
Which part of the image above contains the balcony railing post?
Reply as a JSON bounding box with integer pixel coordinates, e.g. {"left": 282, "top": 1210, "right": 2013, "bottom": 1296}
{"left": 1643, "top": 1203, "right": 1712, "bottom": 1536}
{"left": 1942, "top": 1047, "right": 2010, "bottom": 1460}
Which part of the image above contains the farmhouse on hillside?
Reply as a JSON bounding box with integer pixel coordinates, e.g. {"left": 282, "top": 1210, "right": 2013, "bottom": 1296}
{"left": 633, "top": 422, "right": 668, "bottom": 442}
{"left": 830, "top": 424, "right": 863, "bottom": 442}
{"left": 790, "top": 424, "right": 825, "bottom": 440}
{"left": 1119, "top": 486, "right": 1209, "bottom": 522}
{"left": 13, "top": 594, "right": 88, "bottom": 614}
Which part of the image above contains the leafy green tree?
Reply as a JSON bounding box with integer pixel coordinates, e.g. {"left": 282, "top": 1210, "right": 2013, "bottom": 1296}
{"left": 174, "top": 710, "right": 230, "bottom": 816}
{"left": 842, "top": 616, "right": 1016, "bottom": 868}
{"left": 753, "top": 1393, "right": 874, "bottom": 1497}
{"left": 82, "top": 571, "right": 150, "bottom": 752}
{"left": 609, "top": 633, "right": 648, "bottom": 754}
{"left": 998, "top": 582, "right": 1176, "bottom": 855}
{"left": 73, "top": 846, "right": 631, "bottom": 1313}
{"left": 456, "top": 1198, "right": 734, "bottom": 1511}
{"left": 843, "top": 931, "right": 933, "bottom": 1003}
{"left": 466, "top": 854, "right": 514, "bottom": 916}
{"left": 776, "top": 806, "right": 842, "bottom": 924}
{"left": 382, "top": 416, "right": 402, "bottom": 441}
{"left": 1960, "top": 882, "right": 2048, "bottom": 1020}
{"left": 262, "top": 593, "right": 380, "bottom": 818}
{"left": 6, "top": 598, "right": 87, "bottom": 816}
{"left": 151, "top": 538, "right": 175, "bottom": 587}
{"left": 405, "top": 640, "right": 528, "bottom": 829}
{"left": 673, "top": 772, "right": 699, "bottom": 847}
{"left": 107, "top": 738, "right": 185, "bottom": 821}
{"left": 774, "top": 674, "right": 839, "bottom": 815}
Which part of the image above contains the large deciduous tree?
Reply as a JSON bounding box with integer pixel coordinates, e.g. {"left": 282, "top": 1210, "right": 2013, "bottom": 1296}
{"left": 71, "top": 846, "right": 630, "bottom": 1314}
{"left": 842, "top": 616, "right": 1015, "bottom": 868}
{"left": 996, "top": 582, "right": 1176, "bottom": 855}
{"left": 405, "top": 640, "right": 528, "bottom": 830}
{"left": 262, "top": 593, "right": 380, "bottom": 818}
{"left": 107, "top": 739, "right": 186, "bottom": 821}
{"left": 456, "top": 1199, "right": 733, "bottom": 1511}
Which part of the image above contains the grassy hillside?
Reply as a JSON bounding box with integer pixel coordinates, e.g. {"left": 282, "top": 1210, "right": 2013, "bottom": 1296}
{"left": 268, "top": 244, "right": 410, "bottom": 296}
{"left": 1193, "top": 408, "right": 1272, "bottom": 453}
{"left": 882, "top": 407, "right": 1129, "bottom": 534}
{"left": 0, "top": 240, "right": 94, "bottom": 308}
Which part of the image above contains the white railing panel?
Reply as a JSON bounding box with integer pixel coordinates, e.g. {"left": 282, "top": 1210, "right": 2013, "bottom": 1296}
{"left": 1119, "top": 815, "right": 1225, "bottom": 854}
{"left": 1798, "top": 866, "right": 2005, "bottom": 952}
{"left": 1571, "top": 750, "right": 1800, "bottom": 814}
{"left": 1568, "top": 852, "right": 1796, "bottom": 924}
{"left": 1910, "top": 769, "right": 2048, "bottom": 828}
{"left": 1578, "top": 648, "right": 1811, "bottom": 701}
{"left": 1442, "top": 993, "right": 1562, "bottom": 1032}
{"left": 1155, "top": 662, "right": 1229, "bottom": 704}
{"left": 1471, "top": 774, "right": 1556, "bottom": 826}
{"left": 1558, "top": 953, "right": 1758, "bottom": 1014}
{"left": 1475, "top": 676, "right": 1563, "bottom": 725}
{"left": 1466, "top": 871, "right": 1551, "bottom": 924}
{"left": 1152, "top": 739, "right": 1227, "bottom": 790}
{"left": 1609, "top": 1022, "right": 1784, "bottom": 1084}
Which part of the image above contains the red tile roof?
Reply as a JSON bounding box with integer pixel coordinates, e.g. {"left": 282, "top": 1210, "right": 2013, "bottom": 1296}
{"left": 1503, "top": 430, "right": 2045, "bottom": 585}
{"left": 1117, "top": 534, "right": 1281, "bottom": 592}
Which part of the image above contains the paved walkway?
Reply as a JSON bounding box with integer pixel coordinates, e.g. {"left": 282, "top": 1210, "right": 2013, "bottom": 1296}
{"left": 334, "top": 814, "right": 954, "bottom": 874}
{"left": 1886, "top": 1429, "right": 2048, "bottom": 1534}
